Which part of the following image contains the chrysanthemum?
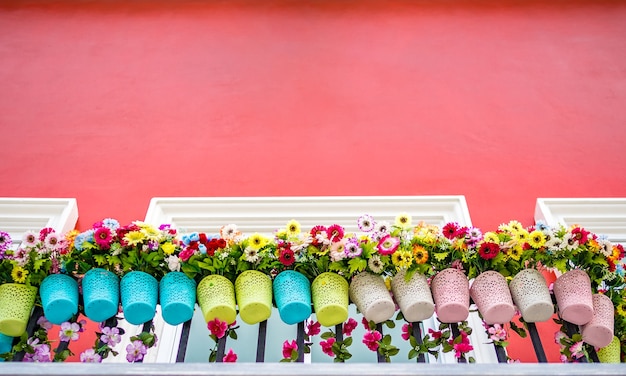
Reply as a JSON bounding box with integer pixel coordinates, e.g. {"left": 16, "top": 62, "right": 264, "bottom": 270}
{"left": 507, "top": 220, "right": 524, "bottom": 233}
{"left": 326, "top": 224, "right": 345, "bottom": 242}
{"left": 44, "top": 232, "right": 60, "bottom": 251}
{"left": 243, "top": 247, "right": 260, "bottom": 262}
{"left": 285, "top": 220, "right": 301, "bottom": 237}
{"left": 94, "top": 227, "right": 113, "bottom": 249}
{"left": 124, "top": 231, "right": 145, "bottom": 247}
{"left": 0, "top": 231, "right": 11, "bottom": 251}
{"left": 509, "top": 246, "right": 522, "bottom": 261}
{"left": 442, "top": 222, "right": 460, "bottom": 239}
{"left": 247, "top": 233, "right": 268, "bottom": 250}
{"left": 140, "top": 226, "right": 163, "bottom": 242}
{"left": 412, "top": 245, "right": 429, "bottom": 264}
{"left": 22, "top": 230, "right": 38, "bottom": 247}
{"left": 11, "top": 265, "right": 28, "bottom": 283}
{"left": 344, "top": 239, "right": 362, "bottom": 258}
{"left": 278, "top": 248, "right": 296, "bottom": 266}
{"left": 512, "top": 229, "right": 530, "bottom": 245}
{"left": 478, "top": 242, "right": 500, "bottom": 260}
{"left": 357, "top": 214, "right": 376, "bottom": 232}
{"left": 394, "top": 213, "right": 412, "bottom": 229}
{"left": 368, "top": 254, "right": 384, "bottom": 273}
{"left": 220, "top": 224, "right": 240, "bottom": 240}
{"left": 392, "top": 249, "right": 413, "bottom": 268}
{"left": 528, "top": 230, "right": 546, "bottom": 249}
{"left": 377, "top": 235, "right": 399, "bottom": 255}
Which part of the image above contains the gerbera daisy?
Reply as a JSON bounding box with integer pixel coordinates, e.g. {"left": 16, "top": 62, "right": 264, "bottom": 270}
{"left": 391, "top": 249, "right": 413, "bottom": 268}
{"left": 285, "top": 220, "right": 301, "bottom": 237}
{"left": 44, "top": 232, "right": 60, "bottom": 251}
{"left": 483, "top": 232, "right": 499, "bottom": 244}
{"left": 247, "top": 233, "right": 268, "bottom": 250}
{"left": 243, "top": 247, "right": 260, "bottom": 262}
{"left": 368, "top": 254, "right": 384, "bottom": 274}
{"left": 310, "top": 225, "right": 327, "bottom": 246}
{"left": 344, "top": 239, "right": 362, "bottom": 258}
{"left": 140, "top": 226, "right": 162, "bottom": 242}
{"left": 326, "top": 224, "right": 345, "bottom": 243}
{"left": 124, "top": 231, "right": 145, "bottom": 247}
{"left": 278, "top": 248, "right": 295, "bottom": 266}
{"left": 507, "top": 220, "right": 524, "bottom": 233}
{"left": 377, "top": 234, "right": 399, "bottom": 255}
{"left": 527, "top": 230, "right": 546, "bottom": 249}
{"left": 394, "top": 213, "right": 412, "bottom": 229}
{"left": 220, "top": 224, "right": 240, "bottom": 241}
{"left": 357, "top": 214, "right": 376, "bottom": 232}
{"left": 478, "top": 242, "right": 500, "bottom": 260}
{"left": 509, "top": 246, "right": 522, "bottom": 261}
{"left": 374, "top": 221, "right": 390, "bottom": 235}
{"left": 442, "top": 222, "right": 459, "bottom": 240}
{"left": 22, "top": 230, "right": 38, "bottom": 247}
{"left": 94, "top": 227, "right": 113, "bottom": 249}
{"left": 512, "top": 229, "right": 530, "bottom": 245}
{"left": 12, "top": 265, "right": 28, "bottom": 283}
{"left": 412, "top": 244, "right": 429, "bottom": 264}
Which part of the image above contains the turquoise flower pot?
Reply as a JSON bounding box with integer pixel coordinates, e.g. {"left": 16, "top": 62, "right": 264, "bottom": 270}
{"left": 273, "top": 270, "right": 312, "bottom": 325}
{"left": 40, "top": 274, "right": 79, "bottom": 325}
{"left": 82, "top": 268, "right": 119, "bottom": 323}
{"left": 121, "top": 271, "right": 158, "bottom": 325}
{"left": 159, "top": 272, "right": 196, "bottom": 326}
{"left": 0, "top": 333, "right": 13, "bottom": 361}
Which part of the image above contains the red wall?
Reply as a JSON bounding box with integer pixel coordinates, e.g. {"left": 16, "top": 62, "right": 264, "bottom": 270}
{"left": 2, "top": 0, "right": 626, "bottom": 363}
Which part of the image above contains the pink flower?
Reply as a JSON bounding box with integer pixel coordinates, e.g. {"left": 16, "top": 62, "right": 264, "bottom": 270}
{"left": 487, "top": 324, "right": 507, "bottom": 342}
{"left": 207, "top": 318, "right": 228, "bottom": 339}
{"left": 377, "top": 234, "right": 399, "bottom": 255}
{"left": 320, "top": 337, "right": 336, "bottom": 357}
{"left": 59, "top": 322, "right": 81, "bottom": 342}
{"left": 306, "top": 320, "right": 321, "bottom": 336}
{"left": 126, "top": 340, "right": 147, "bottom": 362}
{"left": 80, "top": 348, "right": 102, "bottom": 363}
{"left": 453, "top": 342, "right": 473, "bottom": 358}
{"left": 361, "top": 317, "right": 370, "bottom": 330}
{"left": 428, "top": 328, "right": 442, "bottom": 340}
{"left": 94, "top": 227, "right": 113, "bottom": 249}
{"left": 343, "top": 318, "right": 358, "bottom": 336}
{"left": 223, "top": 348, "right": 237, "bottom": 362}
{"left": 401, "top": 323, "right": 412, "bottom": 341}
{"left": 326, "top": 224, "right": 345, "bottom": 242}
{"left": 554, "top": 330, "right": 567, "bottom": 348}
{"left": 282, "top": 340, "right": 297, "bottom": 359}
{"left": 37, "top": 316, "right": 53, "bottom": 331}
{"left": 362, "top": 330, "right": 382, "bottom": 352}
{"left": 569, "top": 341, "right": 585, "bottom": 359}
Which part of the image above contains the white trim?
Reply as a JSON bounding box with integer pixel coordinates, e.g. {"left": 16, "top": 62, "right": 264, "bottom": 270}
{"left": 0, "top": 198, "right": 78, "bottom": 240}
{"left": 535, "top": 198, "right": 626, "bottom": 242}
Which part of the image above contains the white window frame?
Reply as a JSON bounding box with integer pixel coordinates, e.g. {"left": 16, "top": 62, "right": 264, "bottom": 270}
{"left": 137, "top": 195, "right": 499, "bottom": 364}
{"left": 0, "top": 198, "right": 78, "bottom": 241}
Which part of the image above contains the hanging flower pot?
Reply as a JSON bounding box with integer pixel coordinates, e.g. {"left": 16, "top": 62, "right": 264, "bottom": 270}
{"left": 82, "top": 268, "right": 120, "bottom": 323}
{"left": 509, "top": 269, "right": 553, "bottom": 323}
{"left": 40, "top": 274, "right": 79, "bottom": 325}
{"left": 197, "top": 275, "right": 237, "bottom": 325}
{"left": 120, "top": 271, "right": 158, "bottom": 325}
{"left": 430, "top": 268, "right": 469, "bottom": 323}
{"left": 581, "top": 293, "right": 614, "bottom": 348}
{"left": 273, "top": 270, "right": 312, "bottom": 325}
{"left": 159, "top": 272, "right": 197, "bottom": 326}
{"left": 391, "top": 269, "right": 435, "bottom": 322}
{"left": 0, "top": 332, "right": 13, "bottom": 360}
{"left": 553, "top": 269, "right": 594, "bottom": 325}
{"left": 597, "top": 336, "right": 621, "bottom": 363}
{"left": 470, "top": 271, "right": 516, "bottom": 325}
{"left": 349, "top": 271, "right": 395, "bottom": 324}
{"left": 235, "top": 270, "right": 273, "bottom": 325}
{"left": 0, "top": 283, "right": 37, "bottom": 337}
{"left": 311, "top": 272, "right": 349, "bottom": 327}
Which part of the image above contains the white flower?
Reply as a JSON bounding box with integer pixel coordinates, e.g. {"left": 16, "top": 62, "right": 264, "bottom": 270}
{"left": 166, "top": 255, "right": 181, "bottom": 272}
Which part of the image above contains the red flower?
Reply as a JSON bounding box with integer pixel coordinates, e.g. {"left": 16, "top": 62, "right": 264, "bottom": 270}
{"left": 361, "top": 316, "right": 370, "bottom": 330}
{"left": 39, "top": 227, "right": 55, "bottom": 241}
{"left": 223, "top": 349, "right": 237, "bottom": 362}
{"left": 453, "top": 342, "right": 473, "bottom": 358}
{"left": 478, "top": 242, "right": 500, "bottom": 260}
{"left": 342, "top": 318, "right": 358, "bottom": 336}
{"left": 428, "top": 328, "right": 442, "bottom": 340}
{"left": 310, "top": 225, "right": 327, "bottom": 246}
{"left": 94, "top": 227, "right": 113, "bottom": 249}
{"left": 306, "top": 321, "right": 321, "bottom": 336}
{"left": 320, "top": 337, "right": 336, "bottom": 357}
{"left": 278, "top": 248, "right": 296, "bottom": 266}
{"left": 571, "top": 227, "right": 590, "bottom": 244}
{"left": 442, "top": 222, "right": 459, "bottom": 240}
{"left": 207, "top": 318, "right": 228, "bottom": 339}
{"left": 282, "top": 339, "right": 298, "bottom": 359}
{"left": 326, "top": 224, "right": 345, "bottom": 242}
{"left": 362, "top": 330, "right": 382, "bottom": 352}
{"left": 401, "top": 323, "right": 412, "bottom": 341}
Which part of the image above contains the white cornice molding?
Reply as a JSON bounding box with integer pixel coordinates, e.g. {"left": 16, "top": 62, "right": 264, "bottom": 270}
{"left": 0, "top": 198, "right": 78, "bottom": 240}
{"left": 144, "top": 195, "right": 473, "bottom": 234}
{"left": 535, "top": 198, "right": 626, "bottom": 243}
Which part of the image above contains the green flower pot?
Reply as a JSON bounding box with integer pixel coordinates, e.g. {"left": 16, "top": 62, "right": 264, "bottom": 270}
{"left": 235, "top": 270, "right": 272, "bottom": 325}
{"left": 311, "top": 272, "right": 349, "bottom": 327}
{"left": 0, "top": 283, "right": 37, "bottom": 337}
{"left": 597, "top": 336, "right": 621, "bottom": 363}
{"left": 197, "top": 275, "right": 237, "bottom": 325}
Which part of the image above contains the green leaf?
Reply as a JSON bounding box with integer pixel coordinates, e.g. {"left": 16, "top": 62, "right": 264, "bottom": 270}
{"left": 408, "top": 349, "right": 418, "bottom": 359}
{"left": 343, "top": 337, "right": 353, "bottom": 347}
{"left": 229, "top": 331, "right": 238, "bottom": 340}
{"left": 348, "top": 258, "right": 367, "bottom": 274}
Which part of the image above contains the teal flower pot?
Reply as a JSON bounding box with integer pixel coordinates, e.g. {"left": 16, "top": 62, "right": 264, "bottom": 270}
{"left": 40, "top": 274, "right": 79, "bottom": 325}
{"left": 159, "top": 272, "right": 196, "bottom": 326}
{"left": 273, "top": 270, "right": 312, "bottom": 325}
{"left": 121, "top": 271, "right": 158, "bottom": 325}
{"left": 0, "top": 333, "right": 13, "bottom": 361}
{"left": 82, "top": 268, "right": 120, "bottom": 323}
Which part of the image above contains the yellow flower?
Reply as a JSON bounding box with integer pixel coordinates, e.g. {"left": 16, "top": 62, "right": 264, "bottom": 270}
{"left": 509, "top": 246, "right": 522, "bottom": 261}
{"left": 247, "top": 233, "right": 268, "bottom": 250}
{"left": 507, "top": 220, "right": 524, "bottom": 232}
{"left": 161, "top": 242, "right": 176, "bottom": 255}
{"left": 394, "top": 213, "right": 412, "bottom": 229}
{"left": 286, "top": 220, "right": 301, "bottom": 237}
{"left": 616, "top": 302, "right": 626, "bottom": 317}
{"left": 587, "top": 238, "right": 600, "bottom": 253}
{"left": 124, "top": 231, "right": 145, "bottom": 246}
{"left": 528, "top": 230, "right": 546, "bottom": 249}
{"left": 483, "top": 232, "right": 499, "bottom": 244}
{"left": 412, "top": 245, "right": 429, "bottom": 264}
{"left": 11, "top": 266, "right": 28, "bottom": 283}
{"left": 392, "top": 249, "right": 413, "bottom": 268}
{"left": 512, "top": 229, "right": 530, "bottom": 244}
{"left": 65, "top": 229, "right": 80, "bottom": 249}
{"left": 384, "top": 276, "right": 392, "bottom": 291}
{"left": 140, "top": 226, "right": 163, "bottom": 242}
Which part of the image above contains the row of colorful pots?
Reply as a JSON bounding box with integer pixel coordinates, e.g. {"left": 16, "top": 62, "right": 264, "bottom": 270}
{"left": 0, "top": 267, "right": 615, "bottom": 350}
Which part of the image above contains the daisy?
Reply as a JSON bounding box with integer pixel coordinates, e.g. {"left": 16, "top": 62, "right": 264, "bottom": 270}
{"left": 43, "top": 232, "right": 60, "bottom": 251}
{"left": 391, "top": 249, "right": 413, "bottom": 268}
{"left": 374, "top": 221, "right": 390, "bottom": 235}
{"left": 442, "top": 222, "right": 460, "bottom": 239}
{"left": 357, "top": 214, "right": 376, "bottom": 232}
{"left": 123, "top": 231, "right": 145, "bottom": 246}
{"left": 394, "top": 213, "right": 412, "bottom": 229}
{"left": 368, "top": 254, "right": 384, "bottom": 274}
{"left": 412, "top": 244, "right": 429, "bottom": 264}
{"left": 243, "top": 247, "right": 260, "bottom": 262}
{"left": 344, "top": 239, "right": 362, "bottom": 258}
{"left": 22, "top": 230, "right": 38, "bottom": 247}
{"left": 377, "top": 234, "right": 399, "bottom": 255}
{"left": 285, "top": 220, "right": 301, "bottom": 237}
{"left": 478, "top": 242, "right": 500, "bottom": 260}
{"left": 0, "top": 231, "right": 11, "bottom": 251}
{"left": 247, "top": 233, "right": 268, "bottom": 250}
{"left": 94, "top": 227, "right": 113, "bottom": 249}
{"left": 528, "top": 230, "right": 546, "bottom": 249}
{"left": 278, "top": 248, "right": 295, "bottom": 266}
{"left": 11, "top": 265, "right": 28, "bottom": 283}
{"left": 326, "top": 224, "right": 345, "bottom": 243}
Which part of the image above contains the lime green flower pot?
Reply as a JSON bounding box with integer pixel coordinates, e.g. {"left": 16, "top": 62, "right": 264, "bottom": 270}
{"left": 235, "top": 270, "right": 272, "bottom": 325}
{"left": 0, "top": 283, "right": 37, "bottom": 337}
{"left": 312, "top": 272, "right": 349, "bottom": 327}
{"left": 597, "top": 336, "right": 621, "bottom": 363}
{"left": 197, "top": 275, "right": 237, "bottom": 325}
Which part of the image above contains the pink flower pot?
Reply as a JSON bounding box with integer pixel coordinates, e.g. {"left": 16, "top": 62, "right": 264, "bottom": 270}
{"left": 470, "top": 271, "right": 516, "bottom": 325}
{"left": 581, "top": 294, "right": 614, "bottom": 348}
{"left": 430, "top": 268, "right": 469, "bottom": 323}
{"left": 553, "top": 270, "right": 594, "bottom": 325}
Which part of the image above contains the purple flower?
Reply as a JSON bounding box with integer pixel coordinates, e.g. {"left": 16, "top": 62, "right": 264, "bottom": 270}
{"left": 101, "top": 326, "right": 121, "bottom": 346}
{"left": 59, "top": 321, "right": 80, "bottom": 342}
{"left": 37, "top": 316, "right": 53, "bottom": 331}
{"left": 24, "top": 342, "right": 51, "bottom": 362}
{"left": 80, "top": 349, "right": 103, "bottom": 363}
{"left": 126, "top": 340, "right": 148, "bottom": 362}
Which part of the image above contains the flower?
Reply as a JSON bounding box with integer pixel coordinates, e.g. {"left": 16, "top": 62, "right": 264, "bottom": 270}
{"left": 320, "top": 337, "right": 336, "bottom": 357}
{"left": 362, "top": 330, "right": 382, "bottom": 351}
{"left": 100, "top": 326, "right": 122, "bottom": 346}
{"left": 207, "top": 318, "right": 228, "bottom": 339}
{"left": 282, "top": 339, "right": 298, "bottom": 359}
{"left": 342, "top": 318, "right": 358, "bottom": 336}
{"left": 80, "top": 348, "right": 103, "bottom": 363}
{"left": 306, "top": 320, "right": 321, "bottom": 336}
{"left": 126, "top": 340, "right": 148, "bottom": 362}
{"left": 223, "top": 349, "right": 237, "bottom": 362}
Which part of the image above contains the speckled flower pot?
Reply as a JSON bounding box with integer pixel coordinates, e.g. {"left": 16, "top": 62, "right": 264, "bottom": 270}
{"left": 197, "top": 275, "right": 237, "bottom": 325}
{"left": 509, "top": 269, "right": 554, "bottom": 323}
{"left": 391, "top": 269, "right": 434, "bottom": 322}
{"left": 349, "top": 271, "right": 395, "bottom": 324}
{"left": 581, "top": 293, "right": 614, "bottom": 348}
{"left": 430, "top": 268, "right": 469, "bottom": 323}
{"left": 597, "top": 336, "right": 621, "bottom": 363}
{"left": 0, "top": 283, "right": 37, "bottom": 337}
{"left": 553, "top": 270, "right": 594, "bottom": 325}
{"left": 470, "top": 271, "right": 516, "bottom": 325}
{"left": 235, "top": 270, "right": 272, "bottom": 325}
{"left": 311, "top": 272, "right": 349, "bottom": 327}
{"left": 273, "top": 270, "right": 312, "bottom": 325}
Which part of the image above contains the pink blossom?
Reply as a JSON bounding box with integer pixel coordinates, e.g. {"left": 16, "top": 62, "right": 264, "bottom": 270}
{"left": 401, "top": 323, "right": 412, "bottom": 341}
{"left": 487, "top": 324, "right": 507, "bottom": 342}
{"left": 428, "top": 328, "right": 442, "bottom": 340}
{"left": 362, "top": 330, "right": 382, "bottom": 352}
{"left": 320, "top": 337, "right": 336, "bottom": 357}
{"left": 37, "top": 316, "right": 53, "bottom": 331}
{"left": 569, "top": 341, "right": 585, "bottom": 359}
{"left": 80, "top": 348, "right": 102, "bottom": 363}
{"left": 282, "top": 339, "right": 298, "bottom": 359}
{"left": 361, "top": 316, "right": 370, "bottom": 330}
{"left": 223, "top": 348, "right": 237, "bottom": 362}
{"left": 59, "top": 322, "right": 80, "bottom": 342}
{"left": 554, "top": 330, "right": 567, "bottom": 348}
{"left": 343, "top": 318, "right": 358, "bottom": 336}
{"left": 453, "top": 342, "right": 473, "bottom": 358}
{"left": 306, "top": 320, "right": 321, "bottom": 336}
{"left": 125, "top": 340, "right": 147, "bottom": 362}
{"left": 207, "top": 318, "right": 228, "bottom": 339}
